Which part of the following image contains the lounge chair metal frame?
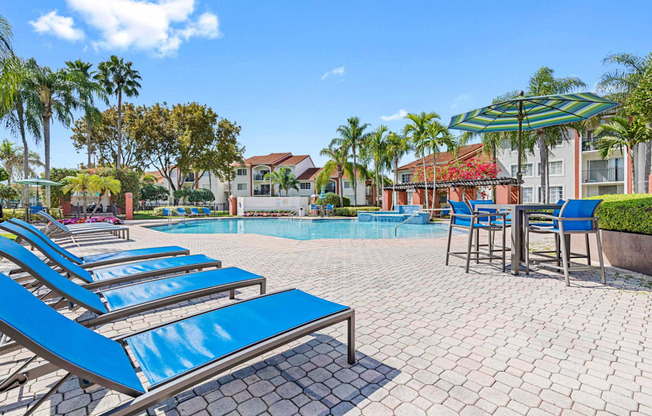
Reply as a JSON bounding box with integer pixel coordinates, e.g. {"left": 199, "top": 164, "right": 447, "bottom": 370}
{"left": 0, "top": 289, "right": 355, "bottom": 416}
{"left": 36, "top": 211, "right": 130, "bottom": 243}
{"left": 2, "top": 219, "right": 190, "bottom": 269}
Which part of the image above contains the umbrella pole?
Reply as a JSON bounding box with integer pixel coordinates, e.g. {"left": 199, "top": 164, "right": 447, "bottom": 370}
{"left": 517, "top": 98, "right": 524, "bottom": 204}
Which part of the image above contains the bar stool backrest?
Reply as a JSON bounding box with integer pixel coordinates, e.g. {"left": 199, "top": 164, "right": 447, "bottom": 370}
{"left": 448, "top": 200, "right": 473, "bottom": 227}
{"left": 559, "top": 199, "right": 602, "bottom": 231}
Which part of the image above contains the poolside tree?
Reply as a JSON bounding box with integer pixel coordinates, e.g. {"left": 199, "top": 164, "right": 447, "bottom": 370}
{"left": 318, "top": 139, "right": 352, "bottom": 207}
{"left": 366, "top": 125, "right": 389, "bottom": 207}
{"left": 595, "top": 116, "right": 652, "bottom": 192}
{"left": 89, "top": 175, "right": 120, "bottom": 218}
{"left": 526, "top": 67, "right": 585, "bottom": 202}
{"left": 65, "top": 60, "right": 107, "bottom": 169}
{"left": 62, "top": 172, "right": 98, "bottom": 219}
{"left": 424, "top": 120, "right": 456, "bottom": 207}
{"left": 385, "top": 131, "right": 410, "bottom": 209}
{"left": 404, "top": 112, "right": 441, "bottom": 211}
{"left": 337, "top": 116, "right": 370, "bottom": 206}
{"left": 25, "top": 60, "right": 80, "bottom": 207}
{"left": 96, "top": 55, "right": 141, "bottom": 168}
{"left": 264, "top": 167, "right": 300, "bottom": 196}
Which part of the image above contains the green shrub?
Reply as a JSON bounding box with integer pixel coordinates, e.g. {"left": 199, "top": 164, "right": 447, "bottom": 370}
{"left": 333, "top": 206, "right": 381, "bottom": 217}
{"left": 586, "top": 194, "right": 652, "bottom": 235}
{"left": 0, "top": 209, "right": 62, "bottom": 221}
{"left": 315, "top": 192, "right": 350, "bottom": 207}
{"left": 188, "top": 188, "right": 215, "bottom": 203}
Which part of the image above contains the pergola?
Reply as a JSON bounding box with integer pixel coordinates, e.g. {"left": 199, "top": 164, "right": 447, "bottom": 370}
{"left": 382, "top": 177, "right": 520, "bottom": 211}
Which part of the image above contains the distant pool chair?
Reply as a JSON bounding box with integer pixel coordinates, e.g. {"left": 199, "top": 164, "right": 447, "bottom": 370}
{"left": 446, "top": 200, "right": 509, "bottom": 273}
{"left": 190, "top": 207, "right": 208, "bottom": 217}
{"left": 326, "top": 204, "right": 334, "bottom": 216}
{"left": 202, "top": 207, "right": 212, "bottom": 216}
{"left": 524, "top": 199, "right": 605, "bottom": 286}
{"left": 310, "top": 204, "right": 319, "bottom": 216}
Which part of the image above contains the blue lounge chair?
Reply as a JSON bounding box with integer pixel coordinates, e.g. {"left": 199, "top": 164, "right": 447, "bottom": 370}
{"left": 190, "top": 207, "right": 207, "bottom": 217}
{"left": 4, "top": 219, "right": 190, "bottom": 268}
{"left": 445, "top": 200, "right": 509, "bottom": 273}
{"left": 36, "top": 211, "right": 129, "bottom": 242}
{"left": 0, "top": 239, "right": 263, "bottom": 327}
{"left": 202, "top": 207, "right": 212, "bottom": 216}
{"left": 0, "top": 235, "right": 221, "bottom": 290}
{"left": 524, "top": 199, "right": 605, "bottom": 286}
{"left": 0, "top": 276, "right": 354, "bottom": 416}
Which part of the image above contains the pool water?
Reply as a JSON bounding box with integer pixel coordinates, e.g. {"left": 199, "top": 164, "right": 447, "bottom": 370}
{"left": 149, "top": 218, "right": 451, "bottom": 240}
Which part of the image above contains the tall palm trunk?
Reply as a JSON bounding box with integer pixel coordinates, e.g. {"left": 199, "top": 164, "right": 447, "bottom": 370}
{"left": 17, "top": 101, "right": 30, "bottom": 205}
{"left": 629, "top": 147, "right": 636, "bottom": 194}
{"left": 43, "top": 113, "right": 51, "bottom": 208}
{"left": 392, "top": 154, "right": 398, "bottom": 210}
{"left": 351, "top": 144, "right": 357, "bottom": 206}
{"left": 375, "top": 161, "right": 380, "bottom": 207}
{"left": 422, "top": 151, "right": 429, "bottom": 210}
{"left": 116, "top": 89, "right": 122, "bottom": 168}
{"left": 432, "top": 151, "right": 437, "bottom": 209}
{"left": 538, "top": 131, "right": 548, "bottom": 203}
{"left": 86, "top": 113, "right": 92, "bottom": 169}
{"left": 337, "top": 173, "right": 344, "bottom": 207}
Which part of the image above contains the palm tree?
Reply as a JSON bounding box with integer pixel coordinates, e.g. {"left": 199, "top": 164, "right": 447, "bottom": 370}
{"left": 318, "top": 139, "right": 352, "bottom": 207}
{"left": 25, "top": 60, "right": 80, "bottom": 207}
{"left": 89, "top": 175, "right": 121, "bottom": 218}
{"left": 404, "top": 112, "right": 440, "bottom": 211}
{"left": 366, "top": 125, "right": 389, "bottom": 207}
{"left": 0, "top": 139, "right": 21, "bottom": 185}
{"left": 264, "top": 168, "right": 300, "bottom": 196}
{"left": 424, "top": 120, "right": 457, "bottom": 207}
{"left": 1, "top": 58, "right": 41, "bottom": 203}
{"left": 66, "top": 60, "right": 107, "bottom": 169}
{"left": 62, "top": 172, "right": 97, "bottom": 219}
{"left": 526, "top": 67, "right": 585, "bottom": 202}
{"left": 336, "top": 116, "right": 370, "bottom": 206}
{"left": 595, "top": 116, "right": 652, "bottom": 191}
{"left": 385, "top": 131, "right": 410, "bottom": 209}
{"left": 96, "top": 55, "right": 141, "bottom": 168}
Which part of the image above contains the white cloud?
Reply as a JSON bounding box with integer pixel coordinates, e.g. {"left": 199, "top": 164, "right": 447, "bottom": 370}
{"left": 321, "top": 66, "right": 345, "bottom": 80}
{"left": 29, "top": 10, "right": 84, "bottom": 41}
{"left": 451, "top": 94, "right": 470, "bottom": 109}
{"left": 380, "top": 109, "right": 407, "bottom": 121}
{"left": 31, "top": 0, "right": 221, "bottom": 57}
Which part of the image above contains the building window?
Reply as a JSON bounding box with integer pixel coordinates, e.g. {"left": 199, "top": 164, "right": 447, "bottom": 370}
{"left": 538, "top": 161, "right": 563, "bottom": 176}
{"left": 300, "top": 182, "right": 311, "bottom": 190}
{"left": 237, "top": 183, "right": 248, "bottom": 191}
{"left": 344, "top": 181, "right": 351, "bottom": 189}
{"left": 539, "top": 186, "right": 563, "bottom": 202}
{"left": 236, "top": 168, "right": 247, "bottom": 176}
{"left": 522, "top": 187, "right": 533, "bottom": 203}
{"left": 401, "top": 173, "right": 412, "bottom": 183}
{"left": 511, "top": 163, "right": 533, "bottom": 178}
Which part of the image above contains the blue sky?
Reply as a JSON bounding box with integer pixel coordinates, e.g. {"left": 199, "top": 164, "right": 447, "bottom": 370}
{"left": 3, "top": 1, "right": 652, "bottom": 170}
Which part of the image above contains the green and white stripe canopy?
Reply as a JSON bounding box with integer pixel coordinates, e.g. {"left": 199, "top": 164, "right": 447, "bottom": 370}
{"left": 448, "top": 92, "right": 619, "bottom": 133}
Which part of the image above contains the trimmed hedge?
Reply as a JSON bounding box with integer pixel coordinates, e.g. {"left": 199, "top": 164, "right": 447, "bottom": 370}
{"left": 315, "top": 192, "right": 350, "bottom": 207}
{"left": 333, "top": 206, "right": 381, "bottom": 217}
{"left": 0, "top": 209, "right": 62, "bottom": 221}
{"left": 153, "top": 206, "right": 203, "bottom": 216}
{"left": 586, "top": 194, "right": 652, "bottom": 235}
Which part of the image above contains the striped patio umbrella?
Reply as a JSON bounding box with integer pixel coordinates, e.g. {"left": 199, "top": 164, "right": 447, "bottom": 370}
{"left": 319, "top": 185, "right": 326, "bottom": 202}
{"left": 448, "top": 91, "right": 619, "bottom": 202}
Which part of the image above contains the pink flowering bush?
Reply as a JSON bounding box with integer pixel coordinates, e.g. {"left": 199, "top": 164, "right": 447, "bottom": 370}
{"left": 60, "top": 216, "right": 124, "bottom": 225}
{"left": 410, "top": 158, "right": 498, "bottom": 183}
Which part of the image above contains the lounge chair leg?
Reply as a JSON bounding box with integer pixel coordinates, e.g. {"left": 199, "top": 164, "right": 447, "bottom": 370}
{"left": 585, "top": 234, "right": 591, "bottom": 265}
{"left": 24, "top": 372, "right": 72, "bottom": 416}
{"left": 229, "top": 289, "right": 235, "bottom": 299}
{"left": 595, "top": 231, "right": 606, "bottom": 285}
{"left": 347, "top": 314, "right": 356, "bottom": 364}
{"left": 260, "top": 281, "right": 267, "bottom": 294}
{"left": 465, "top": 227, "right": 474, "bottom": 273}
{"left": 558, "top": 230, "right": 570, "bottom": 286}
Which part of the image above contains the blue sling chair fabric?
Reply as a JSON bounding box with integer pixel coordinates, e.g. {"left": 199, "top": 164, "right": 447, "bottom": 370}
{"left": 0, "top": 237, "right": 262, "bottom": 317}
{"left": 0, "top": 275, "right": 352, "bottom": 407}
{"left": 0, "top": 225, "right": 219, "bottom": 287}
{"left": 5, "top": 219, "right": 189, "bottom": 267}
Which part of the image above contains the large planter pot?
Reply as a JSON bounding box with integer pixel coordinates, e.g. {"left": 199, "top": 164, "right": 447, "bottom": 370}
{"left": 601, "top": 230, "right": 652, "bottom": 275}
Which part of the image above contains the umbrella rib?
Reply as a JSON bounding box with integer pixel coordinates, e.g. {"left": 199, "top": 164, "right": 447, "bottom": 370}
{"left": 474, "top": 101, "right": 520, "bottom": 133}
{"left": 523, "top": 97, "right": 590, "bottom": 119}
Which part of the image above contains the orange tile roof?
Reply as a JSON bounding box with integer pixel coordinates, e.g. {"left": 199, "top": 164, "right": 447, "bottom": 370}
{"left": 278, "top": 155, "right": 311, "bottom": 166}
{"left": 242, "top": 152, "right": 292, "bottom": 166}
{"left": 397, "top": 143, "right": 483, "bottom": 171}
{"left": 297, "top": 167, "right": 322, "bottom": 180}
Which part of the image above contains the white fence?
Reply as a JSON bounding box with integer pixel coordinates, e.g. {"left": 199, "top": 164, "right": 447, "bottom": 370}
{"left": 236, "top": 196, "right": 310, "bottom": 216}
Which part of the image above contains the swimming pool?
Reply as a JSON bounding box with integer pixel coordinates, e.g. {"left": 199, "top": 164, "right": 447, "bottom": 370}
{"left": 149, "top": 218, "right": 451, "bottom": 240}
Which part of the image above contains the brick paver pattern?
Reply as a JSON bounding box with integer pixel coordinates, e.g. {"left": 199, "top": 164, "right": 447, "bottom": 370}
{"left": 1, "top": 221, "right": 651, "bottom": 416}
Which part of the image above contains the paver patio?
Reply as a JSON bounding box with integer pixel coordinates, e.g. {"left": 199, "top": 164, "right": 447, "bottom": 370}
{"left": 1, "top": 220, "right": 651, "bottom": 416}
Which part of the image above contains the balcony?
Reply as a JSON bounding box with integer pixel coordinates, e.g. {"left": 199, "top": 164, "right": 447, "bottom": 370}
{"left": 253, "top": 189, "right": 271, "bottom": 196}
{"left": 253, "top": 173, "right": 269, "bottom": 181}
{"left": 582, "top": 167, "right": 624, "bottom": 183}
